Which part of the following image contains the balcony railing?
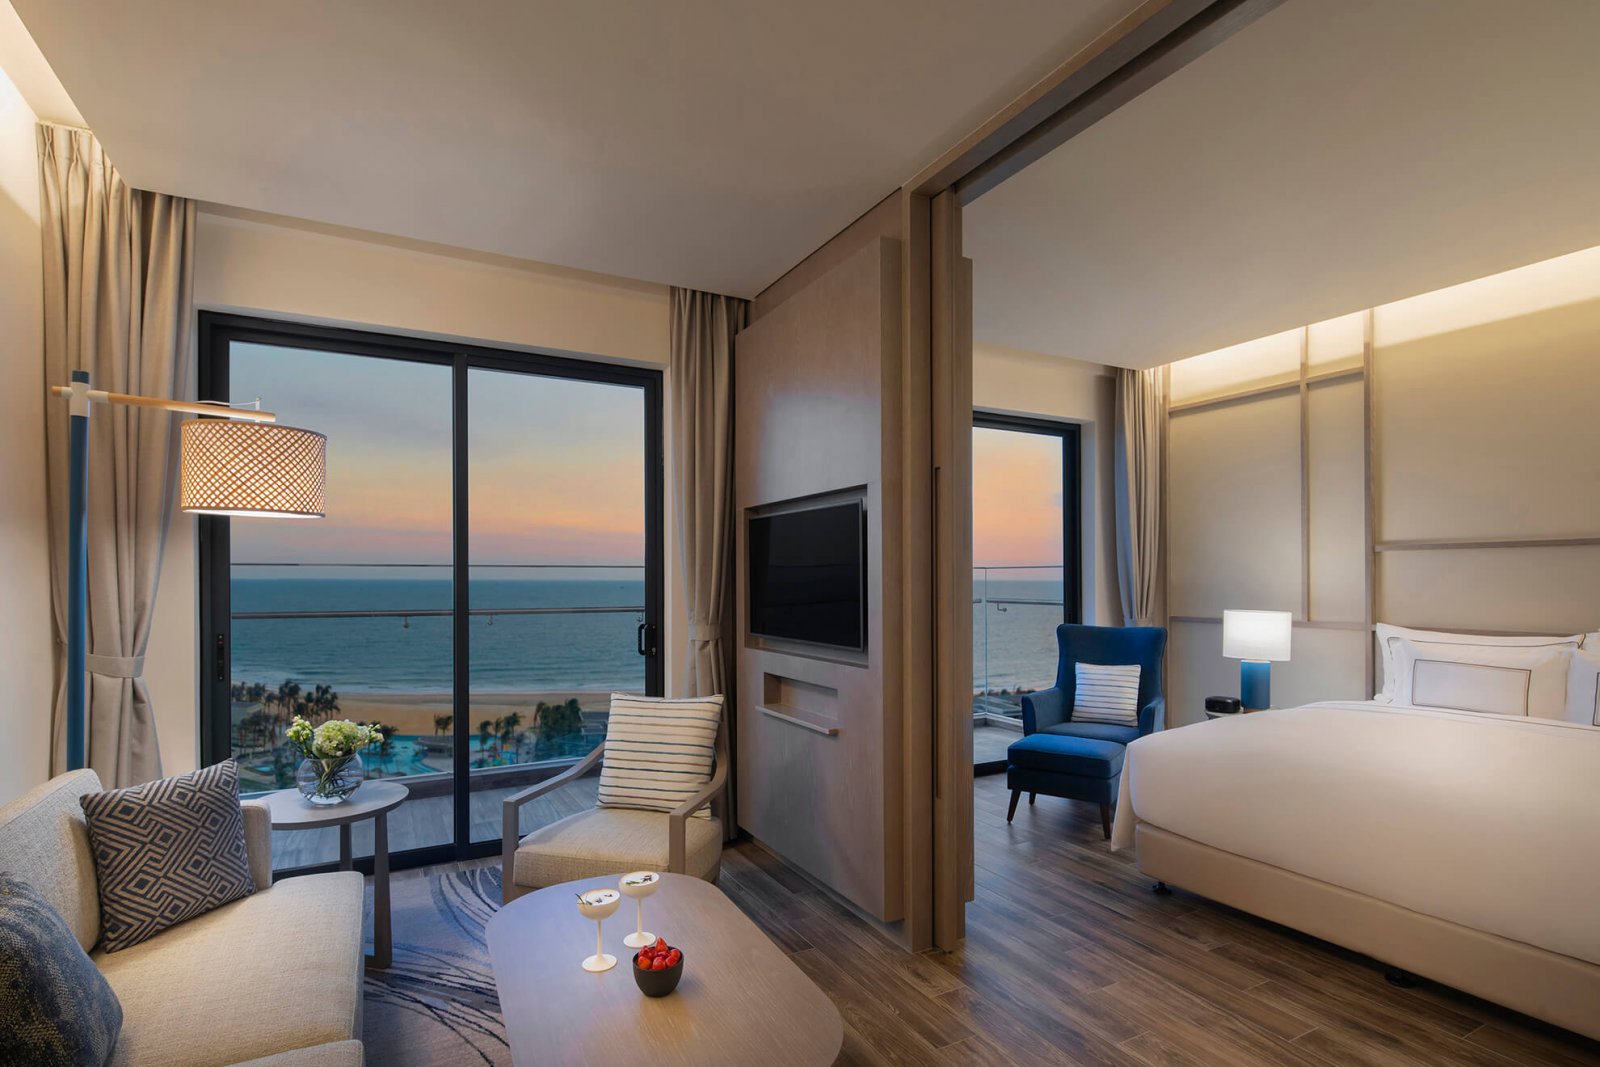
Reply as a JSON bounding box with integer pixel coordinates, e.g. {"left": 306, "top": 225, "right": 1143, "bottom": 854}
{"left": 973, "top": 564, "right": 1064, "bottom": 722}
{"left": 227, "top": 560, "right": 646, "bottom": 793}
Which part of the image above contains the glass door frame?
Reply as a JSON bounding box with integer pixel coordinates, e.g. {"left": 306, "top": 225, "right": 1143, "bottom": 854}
{"left": 970, "top": 411, "right": 1082, "bottom": 775}
{"left": 197, "top": 312, "right": 665, "bottom": 872}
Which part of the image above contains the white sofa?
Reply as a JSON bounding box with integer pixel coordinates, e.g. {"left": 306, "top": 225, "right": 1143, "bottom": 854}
{"left": 0, "top": 770, "right": 365, "bottom": 1067}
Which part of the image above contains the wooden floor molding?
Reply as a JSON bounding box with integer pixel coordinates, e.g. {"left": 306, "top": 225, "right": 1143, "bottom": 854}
{"left": 707, "top": 775, "right": 1600, "bottom": 1066}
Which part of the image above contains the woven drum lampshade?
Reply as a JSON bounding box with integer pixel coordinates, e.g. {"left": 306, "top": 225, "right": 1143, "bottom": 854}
{"left": 180, "top": 419, "right": 326, "bottom": 518}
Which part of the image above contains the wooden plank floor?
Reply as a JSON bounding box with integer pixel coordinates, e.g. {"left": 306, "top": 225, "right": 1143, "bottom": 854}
{"left": 706, "top": 774, "right": 1600, "bottom": 1067}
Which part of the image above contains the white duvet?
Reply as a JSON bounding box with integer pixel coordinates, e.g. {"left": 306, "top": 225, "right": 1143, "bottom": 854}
{"left": 1111, "top": 701, "right": 1600, "bottom": 966}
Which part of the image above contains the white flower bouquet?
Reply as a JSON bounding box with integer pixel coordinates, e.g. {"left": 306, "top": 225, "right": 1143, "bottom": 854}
{"left": 288, "top": 716, "right": 382, "bottom": 804}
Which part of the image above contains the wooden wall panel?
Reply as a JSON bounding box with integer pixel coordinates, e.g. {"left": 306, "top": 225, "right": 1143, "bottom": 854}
{"left": 734, "top": 237, "right": 904, "bottom": 924}
{"left": 1168, "top": 394, "right": 1302, "bottom": 618}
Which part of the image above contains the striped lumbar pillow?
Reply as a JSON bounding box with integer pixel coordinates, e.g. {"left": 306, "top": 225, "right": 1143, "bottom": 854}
{"left": 1072, "top": 662, "right": 1142, "bottom": 726}
{"left": 598, "top": 694, "right": 723, "bottom": 819}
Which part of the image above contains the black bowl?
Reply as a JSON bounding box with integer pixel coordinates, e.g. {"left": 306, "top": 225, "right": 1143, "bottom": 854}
{"left": 631, "top": 950, "right": 685, "bottom": 997}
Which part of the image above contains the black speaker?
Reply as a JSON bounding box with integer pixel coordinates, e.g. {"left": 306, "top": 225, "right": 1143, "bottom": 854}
{"left": 1205, "top": 696, "right": 1242, "bottom": 715}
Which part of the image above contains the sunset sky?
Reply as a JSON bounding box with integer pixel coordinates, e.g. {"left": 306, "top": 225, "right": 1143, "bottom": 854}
{"left": 230, "top": 343, "right": 1060, "bottom": 575}
{"left": 972, "top": 426, "right": 1065, "bottom": 568}
{"left": 230, "top": 343, "right": 644, "bottom": 574}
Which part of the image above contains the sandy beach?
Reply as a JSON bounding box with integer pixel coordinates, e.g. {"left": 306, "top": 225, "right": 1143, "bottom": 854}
{"left": 333, "top": 690, "right": 616, "bottom": 736}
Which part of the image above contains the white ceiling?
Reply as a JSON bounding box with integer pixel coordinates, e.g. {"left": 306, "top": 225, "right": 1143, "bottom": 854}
{"left": 966, "top": 0, "right": 1600, "bottom": 369}
{"left": 12, "top": 0, "right": 1146, "bottom": 298}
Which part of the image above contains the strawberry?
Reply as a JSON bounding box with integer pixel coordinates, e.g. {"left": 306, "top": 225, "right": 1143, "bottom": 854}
{"left": 651, "top": 956, "right": 668, "bottom": 971}
{"left": 666, "top": 949, "right": 681, "bottom": 967}
{"left": 636, "top": 954, "right": 652, "bottom": 970}
{"left": 653, "top": 936, "right": 668, "bottom": 952}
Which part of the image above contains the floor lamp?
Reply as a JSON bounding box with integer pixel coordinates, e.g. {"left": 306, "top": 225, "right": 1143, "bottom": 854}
{"left": 50, "top": 369, "right": 326, "bottom": 771}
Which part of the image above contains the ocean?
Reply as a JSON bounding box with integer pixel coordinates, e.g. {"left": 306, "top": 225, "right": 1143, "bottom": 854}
{"left": 230, "top": 577, "right": 1065, "bottom": 695}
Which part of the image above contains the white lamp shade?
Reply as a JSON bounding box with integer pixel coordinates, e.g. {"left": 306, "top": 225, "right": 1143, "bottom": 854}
{"left": 180, "top": 419, "right": 326, "bottom": 518}
{"left": 1222, "top": 609, "right": 1292, "bottom": 662}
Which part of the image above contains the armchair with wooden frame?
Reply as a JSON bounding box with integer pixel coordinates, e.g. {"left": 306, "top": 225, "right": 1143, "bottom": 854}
{"left": 500, "top": 716, "right": 729, "bottom": 905}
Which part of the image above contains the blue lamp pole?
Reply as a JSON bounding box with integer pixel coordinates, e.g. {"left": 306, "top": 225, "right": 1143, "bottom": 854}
{"left": 65, "top": 370, "right": 91, "bottom": 770}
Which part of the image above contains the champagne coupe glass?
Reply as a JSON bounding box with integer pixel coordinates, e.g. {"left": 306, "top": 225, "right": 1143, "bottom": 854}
{"left": 618, "top": 871, "right": 661, "bottom": 949}
{"left": 576, "top": 888, "right": 621, "bottom": 973}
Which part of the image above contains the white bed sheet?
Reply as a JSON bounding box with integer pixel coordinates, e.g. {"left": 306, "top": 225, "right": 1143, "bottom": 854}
{"left": 1112, "top": 701, "right": 1600, "bottom": 965}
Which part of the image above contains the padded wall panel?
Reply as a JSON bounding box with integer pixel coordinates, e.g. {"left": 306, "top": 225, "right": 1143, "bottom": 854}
{"left": 1375, "top": 296, "right": 1600, "bottom": 541}
{"left": 1168, "top": 394, "right": 1301, "bottom": 618}
{"left": 1168, "top": 328, "right": 1300, "bottom": 404}
{"left": 1167, "top": 621, "right": 1368, "bottom": 726}
{"left": 1377, "top": 545, "right": 1600, "bottom": 636}
{"left": 1307, "top": 379, "right": 1366, "bottom": 622}
{"left": 1306, "top": 311, "right": 1364, "bottom": 372}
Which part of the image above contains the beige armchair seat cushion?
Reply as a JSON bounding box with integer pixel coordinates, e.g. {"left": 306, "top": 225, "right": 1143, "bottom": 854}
{"left": 95, "top": 871, "right": 364, "bottom": 1067}
{"left": 513, "top": 807, "right": 722, "bottom": 889}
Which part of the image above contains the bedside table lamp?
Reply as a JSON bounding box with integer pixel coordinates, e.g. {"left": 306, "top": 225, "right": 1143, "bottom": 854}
{"left": 1223, "top": 609, "right": 1291, "bottom": 710}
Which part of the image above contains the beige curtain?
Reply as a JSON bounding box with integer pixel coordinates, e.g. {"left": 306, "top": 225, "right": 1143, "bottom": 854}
{"left": 1113, "top": 367, "right": 1164, "bottom": 627}
{"left": 41, "top": 124, "right": 195, "bottom": 786}
{"left": 669, "top": 288, "right": 747, "bottom": 698}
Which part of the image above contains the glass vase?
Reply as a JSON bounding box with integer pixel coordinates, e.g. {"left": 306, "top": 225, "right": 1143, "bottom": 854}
{"left": 295, "top": 754, "right": 365, "bottom": 805}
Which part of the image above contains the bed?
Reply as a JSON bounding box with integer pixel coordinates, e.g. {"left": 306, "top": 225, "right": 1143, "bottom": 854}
{"left": 1111, "top": 700, "right": 1600, "bottom": 1039}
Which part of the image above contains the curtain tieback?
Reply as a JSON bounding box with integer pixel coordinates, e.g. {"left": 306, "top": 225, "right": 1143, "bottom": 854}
{"left": 687, "top": 623, "right": 722, "bottom": 642}
{"left": 85, "top": 653, "right": 145, "bottom": 679}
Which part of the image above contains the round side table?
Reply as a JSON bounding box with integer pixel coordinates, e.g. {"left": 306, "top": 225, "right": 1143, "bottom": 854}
{"left": 263, "top": 780, "right": 408, "bottom": 969}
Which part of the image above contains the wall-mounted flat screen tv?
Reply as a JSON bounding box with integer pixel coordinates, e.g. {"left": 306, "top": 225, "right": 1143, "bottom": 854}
{"left": 748, "top": 500, "right": 866, "bottom": 651}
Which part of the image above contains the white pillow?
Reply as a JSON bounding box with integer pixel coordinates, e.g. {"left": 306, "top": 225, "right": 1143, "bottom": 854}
{"left": 598, "top": 693, "right": 722, "bottom": 819}
{"left": 1564, "top": 650, "right": 1600, "bottom": 726}
{"left": 1072, "top": 662, "right": 1141, "bottom": 726}
{"left": 1373, "top": 623, "right": 1584, "bottom": 703}
{"left": 1390, "top": 639, "right": 1570, "bottom": 718}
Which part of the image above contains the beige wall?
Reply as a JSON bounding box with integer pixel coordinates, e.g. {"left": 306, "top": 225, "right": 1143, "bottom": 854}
{"left": 1163, "top": 244, "right": 1600, "bottom": 725}
{"left": 147, "top": 208, "right": 675, "bottom": 773}
{"left": 0, "top": 66, "right": 50, "bottom": 804}
{"left": 972, "top": 342, "right": 1119, "bottom": 628}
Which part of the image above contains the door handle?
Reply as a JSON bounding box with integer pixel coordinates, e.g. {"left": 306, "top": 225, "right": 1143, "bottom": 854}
{"left": 214, "top": 633, "right": 227, "bottom": 683}
{"left": 637, "top": 622, "right": 657, "bottom": 657}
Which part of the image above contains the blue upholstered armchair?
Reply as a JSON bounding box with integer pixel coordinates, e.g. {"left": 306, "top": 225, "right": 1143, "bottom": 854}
{"left": 1007, "top": 625, "right": 1167, "bottom": 837}
{"left": 1020, "top": 624, "right": 1168, "bottom": 743}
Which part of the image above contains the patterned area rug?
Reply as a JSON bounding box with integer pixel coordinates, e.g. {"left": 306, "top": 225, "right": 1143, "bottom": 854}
{"left": 362, "top": 864, "right": 511, "bottom": 1066}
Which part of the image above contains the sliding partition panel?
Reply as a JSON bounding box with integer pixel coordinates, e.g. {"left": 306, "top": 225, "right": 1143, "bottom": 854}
{"left": 199, "top": 315, "right": 662, "bottom": 871}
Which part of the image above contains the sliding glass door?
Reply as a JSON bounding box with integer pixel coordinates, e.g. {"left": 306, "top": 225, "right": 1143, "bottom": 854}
{"left": 971, "top": 413, "right": 1081, "bottom": 773}
{"left": 199, "top": 314, "right": 662, "bottom": 871}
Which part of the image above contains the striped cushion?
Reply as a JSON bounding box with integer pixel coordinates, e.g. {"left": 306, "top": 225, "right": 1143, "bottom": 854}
{"left": 78, "top": 760, "right": 255, "bottom": 952}
{"left": 1072, "top": 662, "right": 1142, "bottom": 726}
{"left": 597, "top": 694, "right": 723, "bottom": 819}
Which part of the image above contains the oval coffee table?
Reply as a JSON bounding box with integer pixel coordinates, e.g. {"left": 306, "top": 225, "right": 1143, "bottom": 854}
{"left": 263, "top": 781, "right": 407, "bottom": 969}
{"left": 487, "top": 872, "right": 842, "bottom": 1066}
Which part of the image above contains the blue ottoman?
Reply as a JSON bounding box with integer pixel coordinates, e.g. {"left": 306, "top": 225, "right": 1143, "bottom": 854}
{"left": 1005, "top": 733, "right": 1126, "bottom": 839}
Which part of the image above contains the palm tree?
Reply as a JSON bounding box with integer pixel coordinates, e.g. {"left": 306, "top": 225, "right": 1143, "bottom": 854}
{"left": 477, "top": 719, "right": 494, "bottom": 761}
{"left": 500, "top": 710, "right": 524, "bottom": 758}
{"left": 433, "top": 713, "right": 453, "bottom": 736}
{"left": 310, "top": 683, "right": 339, "bottom": 723}
{"left": 277, "top": 680, "right": 302, "bottom": 730}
